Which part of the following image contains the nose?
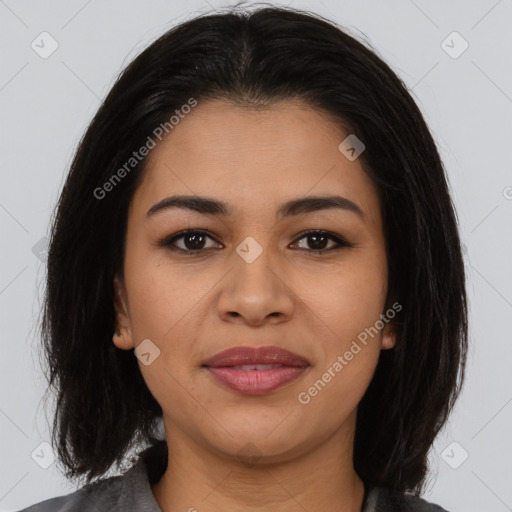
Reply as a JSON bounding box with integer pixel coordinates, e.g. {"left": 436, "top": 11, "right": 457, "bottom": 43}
{"left": 216, "top": 240, "right": 295, "bottom": 326}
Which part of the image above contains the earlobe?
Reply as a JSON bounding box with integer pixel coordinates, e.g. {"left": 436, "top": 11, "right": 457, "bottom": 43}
{"left": 113, "top": 274, "right": 135, "bottom": 350}
{"left": 113, "top": 326, "right": 134, "bottom": 350}
{"left": 381, "top": 332, "right": 396, "bottom": 350}
{"left": 381, "top": 323, "right": 397, "bottom": 350}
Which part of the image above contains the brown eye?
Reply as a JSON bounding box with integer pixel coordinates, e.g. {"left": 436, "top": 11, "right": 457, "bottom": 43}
{"left": 158, "top": 230, "right": 221, "bottom": 254}
{"left": 291, "top": 230, "right": 352, "bottom": 254}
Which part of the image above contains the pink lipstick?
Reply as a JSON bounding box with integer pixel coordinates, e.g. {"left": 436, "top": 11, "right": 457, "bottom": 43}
{"left": 202, "top": 346, "right": 309, "bottom": 395}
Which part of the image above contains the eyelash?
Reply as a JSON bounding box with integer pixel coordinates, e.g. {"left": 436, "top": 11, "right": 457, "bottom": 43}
{"left": 157, "top": 229, "right": 353, "bottom": 256}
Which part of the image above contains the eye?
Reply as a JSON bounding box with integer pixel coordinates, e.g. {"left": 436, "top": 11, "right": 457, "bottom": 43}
{"left": 158, "top": 230, "right": 221, "bottom": 254}
{"left": 290, "top": 230, "right": 353, "bottom": 254}
{"left": 157, "top": 229, "right": 352, "bottom": 255}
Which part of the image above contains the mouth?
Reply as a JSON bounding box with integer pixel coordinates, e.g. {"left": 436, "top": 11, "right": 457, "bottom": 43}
{"left": 202, "top": 345, "right": 310, "bottom": 395}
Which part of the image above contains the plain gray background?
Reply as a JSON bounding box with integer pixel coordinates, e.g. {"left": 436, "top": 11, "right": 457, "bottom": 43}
{"left": 1, "top": 1, "right": 511, "bottom": 511}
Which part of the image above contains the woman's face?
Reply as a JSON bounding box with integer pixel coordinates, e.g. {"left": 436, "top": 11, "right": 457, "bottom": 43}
{"left": 113, "top": 98, "right": 395, "bottom": 463}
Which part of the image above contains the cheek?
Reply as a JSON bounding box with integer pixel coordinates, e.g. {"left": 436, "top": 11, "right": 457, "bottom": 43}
{"left": 296, "top": 266, "right": 385, "bottom": 422}
{"left": 294, "top": 251, "right": 387, "bottom": 390}
{"left": 295, "top": 345, "right": 379, "bottom": 443}
{"left": 298, "top": 252, "right": 388, "bottom": 333}
{"left": 123, "top": 241, "right": 199, "bottom": 338}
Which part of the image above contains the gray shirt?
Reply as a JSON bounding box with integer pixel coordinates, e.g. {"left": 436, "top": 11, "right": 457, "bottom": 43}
{"left": 17, "top": 441, "right": 449, "bottom": 511}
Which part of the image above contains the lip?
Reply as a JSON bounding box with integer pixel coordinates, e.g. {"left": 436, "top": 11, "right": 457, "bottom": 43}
{"left": 202, "top": 345, "right": 310, "bottom": 368}
{"left": 202, "top": 346, "right": 310, "bottom": 395}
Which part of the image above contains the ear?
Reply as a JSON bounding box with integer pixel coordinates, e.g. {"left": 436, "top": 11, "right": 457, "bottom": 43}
{"left": 113, "top": 273, "right": 135, "bottom": 350}
{"left": 381, "top": 320, "right": 397, "bottom": 350}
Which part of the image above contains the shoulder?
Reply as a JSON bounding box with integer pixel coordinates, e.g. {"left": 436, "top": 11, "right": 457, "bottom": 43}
{"left": 15, "top": 464, "right": 143, "bottom": 512}
{"left": 15, "top": 473, "right": 125, "bottom": 512}
{"left": 15, "top": 440, "right": 167, "bottom": 512}
{"left": 366, "top": 486, "right": 450, "bottom": 512}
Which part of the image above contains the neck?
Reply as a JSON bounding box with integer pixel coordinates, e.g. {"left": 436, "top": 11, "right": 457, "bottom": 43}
{"left": 152, "top": 413, "right": 366, "bottom": 512}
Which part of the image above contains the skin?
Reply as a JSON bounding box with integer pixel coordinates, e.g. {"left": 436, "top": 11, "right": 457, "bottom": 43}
{"left": 113, "top": 98, "right": 396, "bottom": 512}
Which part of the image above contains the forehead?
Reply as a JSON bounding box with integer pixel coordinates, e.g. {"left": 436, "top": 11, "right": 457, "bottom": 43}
{"left": 130, "top": 98, "right": 381, "bottom": 223}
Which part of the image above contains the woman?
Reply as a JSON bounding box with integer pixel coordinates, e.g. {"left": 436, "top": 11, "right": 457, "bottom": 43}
{"left": 19, "top": 4, "right": 467, "bottom": 511}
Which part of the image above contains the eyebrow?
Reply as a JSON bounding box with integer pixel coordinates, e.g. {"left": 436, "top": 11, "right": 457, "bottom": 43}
{"left": 146, "top": 194, "right": 365, "bottom": 220}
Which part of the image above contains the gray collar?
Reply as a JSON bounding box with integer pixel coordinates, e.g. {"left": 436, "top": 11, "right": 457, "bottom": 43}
{"left": 117, "top": 458, "right": 162, "bottom": 511}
